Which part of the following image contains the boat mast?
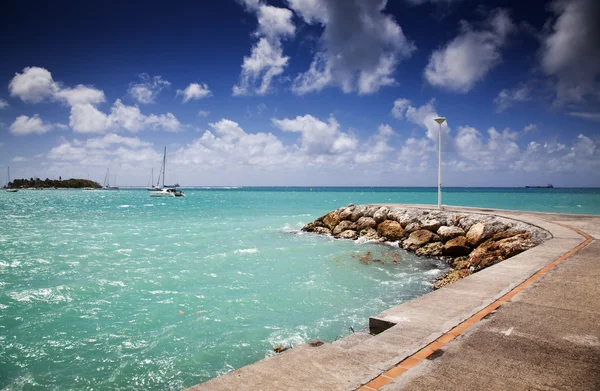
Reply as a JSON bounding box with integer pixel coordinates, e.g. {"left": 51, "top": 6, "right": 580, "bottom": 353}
{"left": 162, "top": 147, "right": 166, "bottom": 188}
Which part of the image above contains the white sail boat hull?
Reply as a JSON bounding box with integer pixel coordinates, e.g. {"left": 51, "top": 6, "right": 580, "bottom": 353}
{"left": 149, "top": 147, "right": 185, "bottom": 197}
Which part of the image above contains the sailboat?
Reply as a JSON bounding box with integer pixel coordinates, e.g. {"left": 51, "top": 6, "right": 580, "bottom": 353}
{"left": 148, "top": 147, "right": 185, "bottom": 197}
{"left": 102, "top": 168, "right": 119, "bottom": 190}
{"left": 5, "top": 167, "right": 18, "bottom": 192}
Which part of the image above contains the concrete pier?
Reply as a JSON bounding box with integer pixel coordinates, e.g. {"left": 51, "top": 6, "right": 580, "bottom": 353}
{"left": 185, "top": 206, "right": 600, "bottom": 391}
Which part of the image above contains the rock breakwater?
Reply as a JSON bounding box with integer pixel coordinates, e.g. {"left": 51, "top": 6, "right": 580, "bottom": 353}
{"left": 302, "top": 204, "right": 551, "bottom": 289}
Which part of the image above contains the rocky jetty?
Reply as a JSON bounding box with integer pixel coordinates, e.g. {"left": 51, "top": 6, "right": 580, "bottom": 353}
{"left": 302, "top": 204, "right": 551, "bottom": 289}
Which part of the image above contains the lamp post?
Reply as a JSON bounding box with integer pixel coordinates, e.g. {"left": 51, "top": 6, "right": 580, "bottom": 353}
{"left": 434, "top": 117, "right": 446, "bottom": 209}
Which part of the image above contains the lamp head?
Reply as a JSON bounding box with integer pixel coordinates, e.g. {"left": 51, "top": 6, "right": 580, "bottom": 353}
{"left": 434, "top": 117, "right": 446, "bottom": 125}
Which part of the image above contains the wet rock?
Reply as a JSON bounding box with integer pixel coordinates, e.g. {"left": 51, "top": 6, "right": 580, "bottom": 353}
{"left": 403, "top": 229, "right": 434, "bottom": 250}
{"left": 421, "top": 219, "right": 441, "bottom": 232}
{"left": 377, "top": 220, "right": 405, "bottom": 241}
{"left": 437, "top": 226, "right": 465, "bottom": 242}
{"left": 301, "top": 222, "right": 316, "bottom": 232}
{"left": 337, "top": 230, "right": 359, "bottom": 240}
{"left": 373, "top": 207, "right": 389, "bottom": 223}
{"left": 356, "top": 216, "right": 377, "bottom": 230}
{"left": 416, "top": 242, "right": 444, "bottom": 257}
{"left": 443, "top": 236, "right": 471, "bottom": 256}
{"left": 359, "top": 227, "right": 381, "bottom": 241}
{"left": 309, "top": 339, "right": 324, "bottom": 347}
{"left": 332, "top": 220, "right": 357, "bottom": 235}
{"left": 313, "top": 227, "right": 332, "bottom": 235}
{"left": 322, "top": 211, "right": 341, "bottom": 230}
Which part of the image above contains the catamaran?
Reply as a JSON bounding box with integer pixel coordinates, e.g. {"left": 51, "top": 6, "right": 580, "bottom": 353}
{"left": 148, "top": 147, "right": 185, "bottom": 197}
{"left": 5, "top": 166, "right": 18, "bottom": 192}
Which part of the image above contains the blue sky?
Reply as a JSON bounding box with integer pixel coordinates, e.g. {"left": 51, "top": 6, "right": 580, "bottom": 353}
{"left": 0, "top": 0, "right": 598, "bottom": 187}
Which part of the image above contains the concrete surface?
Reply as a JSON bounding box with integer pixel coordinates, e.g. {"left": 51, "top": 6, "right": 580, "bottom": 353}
{"left": 184, "top": 206, "right": 599, "bottom": 391}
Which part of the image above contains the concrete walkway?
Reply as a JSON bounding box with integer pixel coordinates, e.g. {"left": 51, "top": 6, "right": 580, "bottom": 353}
{"left": 185, "top": 207, "right": 600, "bottom": 391}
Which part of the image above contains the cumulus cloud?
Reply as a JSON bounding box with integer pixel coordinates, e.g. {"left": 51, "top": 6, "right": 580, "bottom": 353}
{"left": 354, "top": 124, "right": 395, "bottom": 164}
{"left": 128, "top": 74, "right": 171, "bottom": 104}
{"left": 0, "top": 98, "right": 9, "bottom": 109}
{"left": 8, "top": 67, "right": 183, "bottom": 134}
{"left": 289, "top": 0, "right": 415, "bottom": 95}
{"left": 12, "top": 156, "right": 28, "bottom": 162}
{"left": 454, "top": 125, "right": 520, "bottom": 170}
{"left": 177, "top": 83, "right": 212, "bottom": 102}
{"left": 391, "top": 98, "right": 449, "bottom": 142}
{"left": 541, "top": 0, "right": 600, "bottom": 105}
{"left": 494, "top": 83, "right": 532, "bottom": 112}
{"left": 197, "top": 110, "right": 210, "bottom": 118}
{"left": 424, "top": 9, "right": 514, "bottom": 92}
{"left": 272, "top": 114, "right": 357, "bottom": 155}
{"left": 9, "top": 114, "right": 54, "bottom": 136}
{"left": 233, "top": 0, "right": 295, "bottom": 95}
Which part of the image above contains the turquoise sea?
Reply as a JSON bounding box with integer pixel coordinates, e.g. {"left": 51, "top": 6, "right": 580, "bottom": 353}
{"left": 1, "top": 187, "right": 599, "bottom": 390}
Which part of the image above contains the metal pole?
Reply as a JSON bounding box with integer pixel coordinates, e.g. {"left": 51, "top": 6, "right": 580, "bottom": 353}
{"left": 438, "top": 122, "right": 442, "bottom": 209}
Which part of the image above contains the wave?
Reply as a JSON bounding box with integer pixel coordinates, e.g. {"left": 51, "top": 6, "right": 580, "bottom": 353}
{"left": 234, "top": 248, "right": 258, "bottom": 254}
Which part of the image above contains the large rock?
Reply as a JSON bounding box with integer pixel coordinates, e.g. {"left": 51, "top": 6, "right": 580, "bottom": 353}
{"left": 356, "top": 216, "right": 377, "bottom": 230}
{"left": 404, "top": 222, "right": 421, "bottom": 234}
{"left": 373, "top": 207, "right": 389, "bottom": 223}
{"left": 302, "top": 222, "right": 315, "bottom": 232}
{"left": 337, "top": 230, "right": 358, "bottom": 240}
{"left": 350, "top": 205, "right": 367, "bottom": 222}
{"left": 313, "top": 227, "right": 332, "bottom": 235}
{"left": 377, "top": 220, "right": 405, "bottom": 241}
{"left": 363, "top": 205, "right": 380, "bottom": 218}
{"left": 466, "top": 222, "right": 485, "bottom": 246}
{"left": 339, "top": 207, "right": 354, "bottom": 220}
{"left": 443, "top": 236, "right": 470, "bottom": 256}
{"left": 359, "top": 227, "right": 380, "bottom": 241}
{"left": 420, "top": 219, "right": 441, "bottom": 232}
{"left": 469, "top": 233, "right": 534, "bottom": 270}
{"left": 403, "top": 229, "right": 434, "bottom": 250}
{"left": 437, "top": 226, "right": 465, "bottom": 242}
{"left": 416, "top": 242, "right": 444, "bottom": 257}
{"left": 333, "top": 220, "right": 357, "bottom": 235}
{"left": 322, "top": 211, "right": 341, "bottom": 230}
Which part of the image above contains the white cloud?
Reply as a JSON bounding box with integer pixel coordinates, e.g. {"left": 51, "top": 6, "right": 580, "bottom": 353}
{"left": 9, "top": 114, "right": 53, "bottom": 136}
{"left": 391, "top": 98, "right": 449, "bottom": 142}
{"left": 177, "top": 83, "right": 212, "bottom": 102}
{"left": 107, "top": 99, "right": 181, "bottom": 132}
{"left": 12, "top": 156, "right": 28, "bottom": 162}
{"left": 494, "top": 83, "right": 532, "bottom": 112}
{"left": 74, "top": 133, "right": 153, "bottom": 149}
{"left": 272, "top": 114, "right": 357, "bottom": 155}
{"left": 197, "top": 110, "right": 210, "bottom": 118}
{"left": 69, "top": 103, "right": 108, "bottom": 134}
{"left": 54, "top": 85, "right": 106, "bottom": 106}
{"left": 9, "top": 66, "right": 59, "bottom": 103}
{"left": 233, "top": 1, "right": 295, "bottom": 95}
{"left": 0, "top": 98, "right": 9, "bottom": 109}
{"left": 568, "top": 112, "right": 600, "bottom": 122}
{"left": 128, "top": 74, "right": 171, "bottom": 104}
{"left": 289, "top": 0, "right": 415, "bottom": 95}
{"left": 523, "top": 123, "right": 538, "bottom": 133}
{"left": 424, "top": 9, "right": 514, "bottom": 92}
{"left": 354, "top": 124, "right": 395, "bottom": 164}
{"left": 541, "top": 0, "right": 600, "bottom": 105}
{"left": 454, "top": 125, "right": 520, "bottom": 170}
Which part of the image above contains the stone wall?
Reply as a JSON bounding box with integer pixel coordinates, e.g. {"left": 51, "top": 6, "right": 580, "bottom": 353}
{"left": 302, "top": 204, "right": 551, "bottom": 289}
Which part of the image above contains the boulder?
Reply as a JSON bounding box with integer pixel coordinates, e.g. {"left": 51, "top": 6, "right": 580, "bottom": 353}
{"left": 404, "top": 222, "right": 421, "bottom": 234}
{"left": 377, "top": 220, "right": 405, "bottom": 241}
{"left": 363, "top": 205, "right": 380, "bottom": 218}
{"left": 337, "top": 230, "right": 358, "bottom": 240}
{"left": 437, "top": 226, "right": 465, "bottom": 242}
{"left": 359, "top": 227, "right": 380, "bottom": 241}
{"left": 313, "top": 227, "right": 332, "bottom": 235}
{"left": 322, "top": 211, "right": 341, "bottom": 230}
{"left": 350, "top": 205, "right": 367, "bottom": 222}
{"left": 373, "top": 207, "right": 389, "bottom": 223}
{"left": 420, "top": 219, "right": 441, "bottom": 232}
{"left": 332, "top": 220, "right": 357, "bottom": 235}
{"left": 469, "top": 233, "right": 535, "bottom": 270}
{"left": 466, "top": 222, "right": 485, "bottom": 246}
{"left": 416, "top": 242, "right": 444, "bottom": 257}
{"left": 301, "top": 222, "right": 315, "bottom": 232}
{"left": 403, "top": 229, "right": 434, "bottom": 250}
{"left": 339, "top": 207, "right": 354, "bottom": 220}
{"left": 443, "top": 236, "right": 471, "bottom": 256}
{"left": 397, "top": 210, "right": 421, "bottom": 226}
{"left": 356, "top": 216, "right": 377, "bottom": 230}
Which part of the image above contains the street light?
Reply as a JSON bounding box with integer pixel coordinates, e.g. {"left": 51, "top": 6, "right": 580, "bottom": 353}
{"left": 434, "top": 117, "right": 446, "bottom": 209}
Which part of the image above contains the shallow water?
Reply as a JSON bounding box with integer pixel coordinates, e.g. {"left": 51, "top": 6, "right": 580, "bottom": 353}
{"left": 0, "top": 187, "right": 598, "bottom": 390}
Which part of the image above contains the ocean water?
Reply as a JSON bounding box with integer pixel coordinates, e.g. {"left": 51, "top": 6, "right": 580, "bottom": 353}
{"left": 0, "top": 187, "right": 598, "bottom": 390}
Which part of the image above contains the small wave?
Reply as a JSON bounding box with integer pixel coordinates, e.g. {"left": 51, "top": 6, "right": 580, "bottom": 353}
{"left": 143, "top": 204, "right": 154, "bottom": 207}
{"left": 234, "top": 248, "right": 258, "bottom": 254}
{"left": 118, "top": 205, "right": 131, "bottom": 208}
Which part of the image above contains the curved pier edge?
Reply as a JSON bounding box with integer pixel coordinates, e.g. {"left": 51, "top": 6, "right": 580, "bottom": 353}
{"left": 184, "top": 206, "right": 596, "bottom": 391}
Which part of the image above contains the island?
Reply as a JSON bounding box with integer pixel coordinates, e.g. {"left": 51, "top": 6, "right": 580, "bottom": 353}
{"left": 6, "top": 177, "right": 102, "bottom": 189}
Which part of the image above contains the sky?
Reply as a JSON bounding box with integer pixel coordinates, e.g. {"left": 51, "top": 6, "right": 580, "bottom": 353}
{"left": 0, "top": 0, "right": 599, "bottom": 187}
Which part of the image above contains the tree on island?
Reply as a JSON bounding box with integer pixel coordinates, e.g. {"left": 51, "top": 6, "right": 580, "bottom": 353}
{"left": 7, "top": 178, "right": 102, "bottom": 189}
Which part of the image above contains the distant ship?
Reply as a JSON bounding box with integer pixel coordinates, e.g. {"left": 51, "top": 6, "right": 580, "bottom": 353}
{"left": 525, "top": 184, "right": 553, "bottom": 188}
